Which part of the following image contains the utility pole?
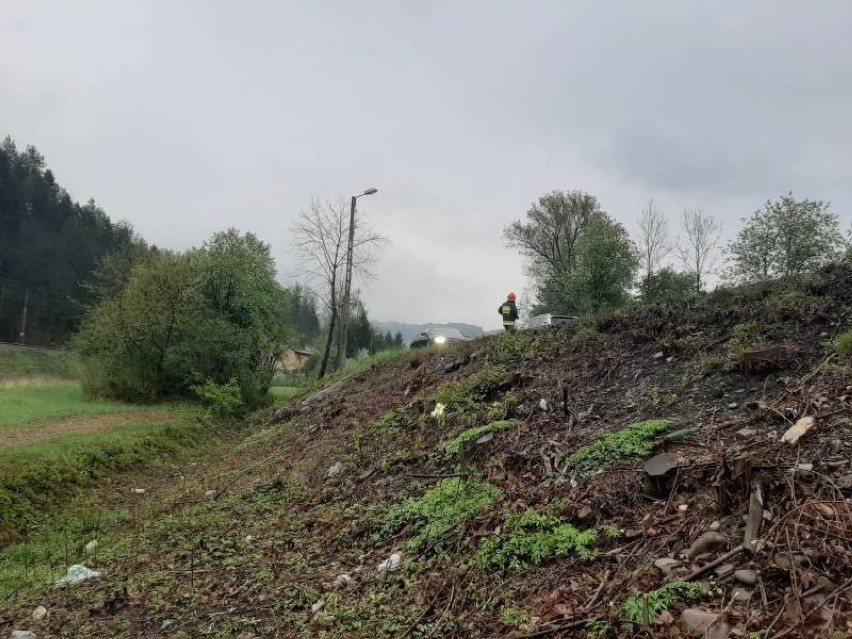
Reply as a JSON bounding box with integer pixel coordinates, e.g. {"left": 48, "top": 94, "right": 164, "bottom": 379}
{"left": 338, "top": 188, "right": 378, "bottom": 371}
{"left": 18, "top": 287, "right": 29, "bottom": 344}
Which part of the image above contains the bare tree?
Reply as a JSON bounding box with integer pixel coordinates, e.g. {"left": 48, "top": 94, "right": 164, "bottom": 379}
{"left": 675, "top": 209, "right": 722, "bottom": 293}
{"left": 637, "top": 199, "right": 669, "bottom": 281}
{"left": 292, "top": 198, "right": 385, "bottom": 378}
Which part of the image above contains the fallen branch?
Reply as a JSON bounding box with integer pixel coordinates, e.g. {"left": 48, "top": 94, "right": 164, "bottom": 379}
{"left": 684, "top": 545, "right": 745, "bottom": 582}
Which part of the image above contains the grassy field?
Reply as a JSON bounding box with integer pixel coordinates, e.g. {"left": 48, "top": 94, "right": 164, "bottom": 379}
{"left": 0, "top": 348, "right": 75, "bottom": 381}
{"left": 0, "top": 383, "right": 156, "bottom": 430}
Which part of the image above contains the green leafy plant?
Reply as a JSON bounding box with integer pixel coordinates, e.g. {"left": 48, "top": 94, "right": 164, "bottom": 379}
{"left": 728, "top": 321, "right": 764, "bottom": 358}
{"left": 621, "top": 582, "right": 711, "bottom": 627}
{"left": 442, "top": 420, "right": 518, "bottom": 455}
{"left": 379, "top": 478, "right": 501, "bottom": 552}
{"left": 584, "top": 619, "right": 615, "bottom": 639}
{"left": 564, "top": 419, "right": 672, "bottom": 471}
{"left": 433, "top": 365, "right": 508, "bottom": 423}
{"left": 499, "top": 606, "right": 533, "bottom": 629}
{"left": 475, "top": 509, "right": 609, "bottom": 571}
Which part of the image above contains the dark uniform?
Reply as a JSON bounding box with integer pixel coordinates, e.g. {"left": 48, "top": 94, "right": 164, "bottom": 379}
{"left": 498, "top": 299, "right": 519, "bottom": 332}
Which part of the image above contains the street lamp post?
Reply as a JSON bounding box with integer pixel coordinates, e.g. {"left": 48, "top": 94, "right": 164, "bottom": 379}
{"left": 338, "top": 187, "right": 378, "bottom": 371}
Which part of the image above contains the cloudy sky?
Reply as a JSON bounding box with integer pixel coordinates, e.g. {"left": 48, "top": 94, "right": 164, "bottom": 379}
{"left": 2, "top": 1, "right": 851, "bottom": 330}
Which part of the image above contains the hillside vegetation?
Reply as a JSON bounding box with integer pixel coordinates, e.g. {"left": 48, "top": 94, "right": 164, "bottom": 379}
{"left": 3, "top": 266, "right": 852, "bottom": 638}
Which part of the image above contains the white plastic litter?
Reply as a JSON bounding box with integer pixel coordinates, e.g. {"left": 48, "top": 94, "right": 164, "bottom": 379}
{"left": 56, "top": 565, "right": 100, "bottom": 586}
{"left": 781, "top": 416, "right": 815, "bottom": 445}
{"left": 132, "top": 488, "right": 146, "bottom": 494}
{"left": 205, "top": 489, "right": 218, "bottom": 499}
{"left": 538, "top": 399, "right": 549, "bottom": 411}
{"left": 326, "top": 462, "right": 343, "bottom": 478}
{"left": 84, "top": 540, "right": 98, "bottom": 552}
{"left": 377, "top": 553, "right": 402, "bottom": 572}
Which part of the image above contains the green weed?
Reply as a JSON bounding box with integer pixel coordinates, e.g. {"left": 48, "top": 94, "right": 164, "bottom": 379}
{"left": 475, "top": 509, "right": 609, "bottom": 571}
{"left": 377, "top": 478, "right": 501, "bottom": 552}
{"left": 499, "top": 606, "right": 533, "bottom": 629}
{"left": 563, "top": 419, "right": 672, "bottom": 471}
{"left": 728, "top": 321, "right": 765, "bottom": 358}
{"left": 621, "top": 582, "right": 711, "bottom": 627}
{"left": 442, "top": 420, "right": 518, "bottom": 455}
{"left": 434, "top": 365, "right": 509, "bottom": 423}
{"left": 494, "top": 332, "right": 537, "bottom": 362}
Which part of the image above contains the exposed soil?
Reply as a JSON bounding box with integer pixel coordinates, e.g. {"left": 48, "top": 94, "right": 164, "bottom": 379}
{"left": 4, "top": 267, "right": 852, "bottom": 638}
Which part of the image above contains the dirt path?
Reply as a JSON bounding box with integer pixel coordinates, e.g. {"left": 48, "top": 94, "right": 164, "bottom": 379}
{"left": 0, "top": 411, "right": 180, "bottom": 447}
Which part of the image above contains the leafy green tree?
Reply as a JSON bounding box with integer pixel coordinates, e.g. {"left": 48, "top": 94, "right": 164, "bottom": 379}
{"left": 728, "top": 194, "right": 846, "bottom": 283}
{"left": 640, "top": 267, "right": 696, "bottom": 305}
{"left": 504, "top": 190, "right": 600, "bottom": 311}
{"left": 77, "top": 230, "right": 290, "bottom": 406}
{"left": 566, "top": 214, "right": 638, "bottom": 313}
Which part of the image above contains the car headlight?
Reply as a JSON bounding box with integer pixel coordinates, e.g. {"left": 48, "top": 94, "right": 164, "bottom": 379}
{"left": 433, "top": 336, "right": 447, "bottom": 345}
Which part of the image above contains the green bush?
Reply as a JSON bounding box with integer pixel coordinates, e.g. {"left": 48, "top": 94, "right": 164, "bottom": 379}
{"left": 76, "top": 230, "right": 289, "bottom": 407}
{"left": 564, "top": 419, "right": 672, "bottom": 471}
{"left": 192, "top": 379, "right": 244, "bottom": 418}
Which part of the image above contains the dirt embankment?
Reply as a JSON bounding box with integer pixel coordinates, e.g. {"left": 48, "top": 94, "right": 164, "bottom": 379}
{"left": 4, "top": 268, "right": 852, "bottom": 638}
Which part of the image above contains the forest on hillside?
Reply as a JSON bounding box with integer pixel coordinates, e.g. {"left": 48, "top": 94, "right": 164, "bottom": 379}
{"left": 0, "top": 137, "right": 137, "bottom": 345}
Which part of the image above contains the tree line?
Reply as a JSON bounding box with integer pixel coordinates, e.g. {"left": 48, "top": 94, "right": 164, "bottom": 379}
{"left": 505, "top": 190, "right": 849, "bottom": 314}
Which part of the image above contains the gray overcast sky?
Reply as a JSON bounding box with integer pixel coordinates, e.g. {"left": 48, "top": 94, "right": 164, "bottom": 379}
{"left": 2, "top": 1, "right": 851, "bottom": 330}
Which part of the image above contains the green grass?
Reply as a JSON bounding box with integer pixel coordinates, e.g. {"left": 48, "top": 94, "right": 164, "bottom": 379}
{"left": 269, "top": 386, "right": 305, "bottom": 402}
{"left": 0, "top": 415, "right": 205, "bottom": 547}
{"left": 0, "top": 384, "right": 153, "bottom": 430}
{"left": 0, "top": 349, "right": 76, "bottom": 380}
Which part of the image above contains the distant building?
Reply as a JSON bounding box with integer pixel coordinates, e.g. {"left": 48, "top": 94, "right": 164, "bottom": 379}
{"left": 277, "top": 346, "right": 314, "bottom": 372}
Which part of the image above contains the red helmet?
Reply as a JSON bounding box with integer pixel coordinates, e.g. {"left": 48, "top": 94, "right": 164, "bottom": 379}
{"left": 507, "top": 292, "right": 516, "bottom": 301}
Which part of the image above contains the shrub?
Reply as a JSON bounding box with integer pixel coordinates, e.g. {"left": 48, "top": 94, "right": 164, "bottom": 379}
{"left": 564, "top": 419, "right": 672, "bottom": 471}
{"left": 76, "top": 230, "right": 289, "bottom": 407}
{"left": 192, "top": 379, "right": 244, "bottom": 418}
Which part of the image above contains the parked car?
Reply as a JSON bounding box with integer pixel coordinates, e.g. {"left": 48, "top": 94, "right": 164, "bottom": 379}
{"left": 519, "top": 313, "right": 579, "bottom": 331}
{"left": 410, "top": 326, "right": 471, "bottom": 349}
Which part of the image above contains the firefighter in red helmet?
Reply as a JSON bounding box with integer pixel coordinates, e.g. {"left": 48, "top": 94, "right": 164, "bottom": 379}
{"left": 498, "top": 292, "right": 519, "bottom": 332}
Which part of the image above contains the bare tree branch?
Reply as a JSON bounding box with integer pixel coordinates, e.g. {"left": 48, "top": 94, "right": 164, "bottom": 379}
{"left": 674, "top": 209, "right": 722, "bottom": 293}
{"left": 637, "top": 199, "right": 670, "bottom": 281}
{"left": 291, "top": 198, "right": 387, "bottom": 377}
